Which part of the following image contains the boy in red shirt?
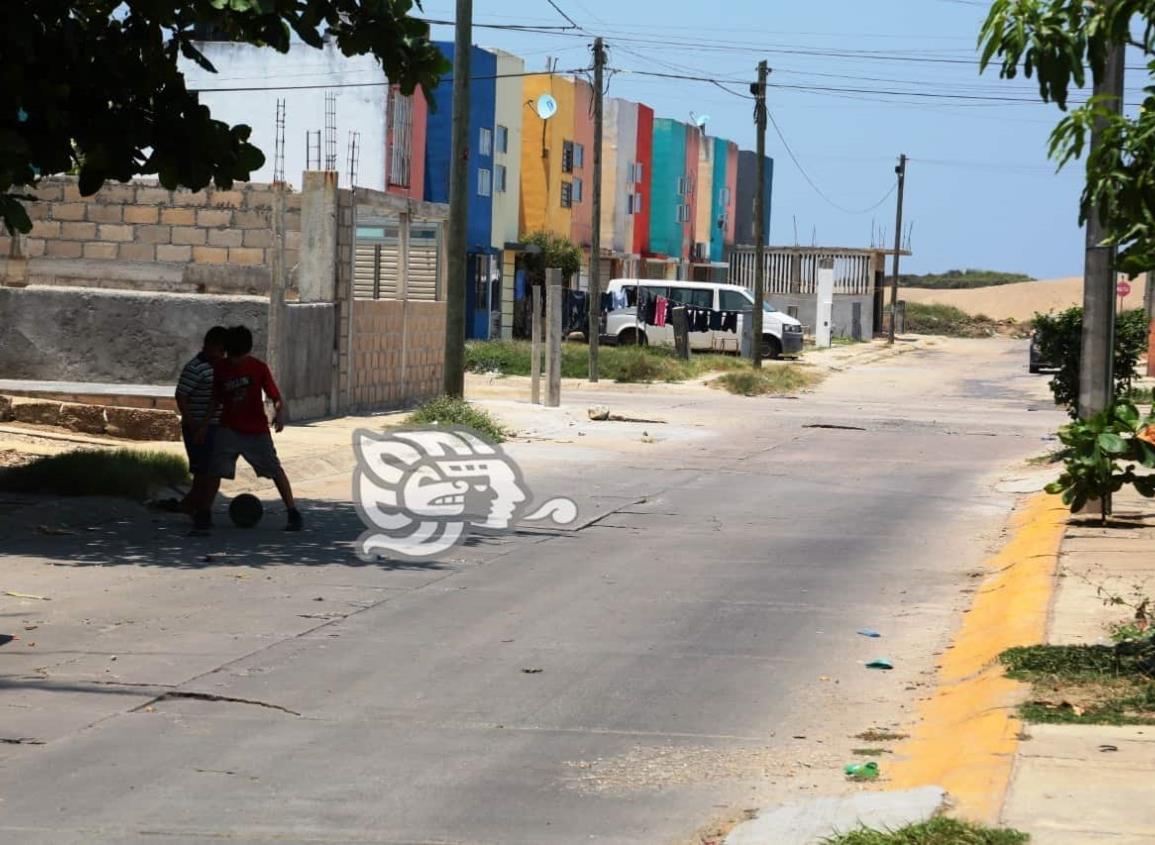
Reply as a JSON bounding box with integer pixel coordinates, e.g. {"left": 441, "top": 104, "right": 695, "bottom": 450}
{"left": 192, "top": 325, "right": 302, "bottom": 533}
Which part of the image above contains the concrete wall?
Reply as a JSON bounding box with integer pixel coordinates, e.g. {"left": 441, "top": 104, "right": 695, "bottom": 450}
{"left": 183, "top": 41, "right": 387, "bottom": 192}
{"left": 736, "top": 151, "right": 774, "bottom": 246}
{"left": 0, "top": 177, "right": 301, "bottom": 295}
{"left": 768, "top": 293, "right": 874, "bottom": 341}
{"left": 0, "top": 286, "right": 267, "bottom": 384}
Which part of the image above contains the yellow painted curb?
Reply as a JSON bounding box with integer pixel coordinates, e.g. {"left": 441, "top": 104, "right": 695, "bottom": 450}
{"left": 887, "top": 491, "right": 1069, "bottom": 823}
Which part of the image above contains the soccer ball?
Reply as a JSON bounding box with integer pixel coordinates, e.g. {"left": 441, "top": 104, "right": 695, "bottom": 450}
{"left": 228, "top": 494, "right": 264, "bottom": 528}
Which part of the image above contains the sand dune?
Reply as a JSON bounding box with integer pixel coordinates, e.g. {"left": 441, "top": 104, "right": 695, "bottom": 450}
{"left": 902, "top": 274, "right": 1150, "bottom": 322}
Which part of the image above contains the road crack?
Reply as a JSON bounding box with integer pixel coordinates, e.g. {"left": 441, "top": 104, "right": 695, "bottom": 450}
{"left": 133, "top": 691, "right": 301, "bottom": 716}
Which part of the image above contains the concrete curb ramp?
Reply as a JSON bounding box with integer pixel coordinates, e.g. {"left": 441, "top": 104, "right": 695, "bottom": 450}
{"left": 723, "top": 786, "right": 947, "bottom": 844}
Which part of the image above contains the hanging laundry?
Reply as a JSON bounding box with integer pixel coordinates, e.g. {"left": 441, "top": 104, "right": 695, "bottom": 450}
{"left": 695, "top": 309, "right": 710, "bottom": 332}
{"left": 612, "top": 288, "right": 628, "bottom": 311}
{"left": 654, "top": 296, "right": 669, "bottom": 327}
{"left": 709, "top": 310, "right": 724, "bottom": 331}
{"left": 722, "top": 311, "right": 738, "bottom": 333}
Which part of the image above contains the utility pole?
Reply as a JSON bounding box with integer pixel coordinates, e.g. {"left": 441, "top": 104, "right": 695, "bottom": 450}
{"left": 1078, "top": 44, "right": 1126, "bottom": 419}
{"left": 751, "top": 60, "right": 769, "bottom": 369}
{"left": 588, "top": 36, "right": 607, "bottom": 382}
{"left": 443, "top": 0, "right": 472, "bottom": 397}
{"left": 887, "top": 154, "right": 908, "bottom": 345}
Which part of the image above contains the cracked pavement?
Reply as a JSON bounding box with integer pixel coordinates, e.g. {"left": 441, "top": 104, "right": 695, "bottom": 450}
{"left": 0, "top": 338, "right": 1063, "bottom": 844}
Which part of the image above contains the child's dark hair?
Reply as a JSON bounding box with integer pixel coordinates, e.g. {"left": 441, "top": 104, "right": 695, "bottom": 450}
{"left": 225, "top": 325, "right": 254, "bottom": 357}
{"left": 203, "top": 326, "right": 228, "bottom": 349}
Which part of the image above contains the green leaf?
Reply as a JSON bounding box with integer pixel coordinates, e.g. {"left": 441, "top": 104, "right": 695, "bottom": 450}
{"left": 1098, "top": 432, "right": 1129, "bottom": 454}
{"left": 1044, "top": 481, "right": 1066, "bottom": 495}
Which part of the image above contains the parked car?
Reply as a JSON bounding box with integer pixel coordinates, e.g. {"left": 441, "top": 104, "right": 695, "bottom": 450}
{"left": 1029, "top": 330, "right": 1055, "bottom": 374}
{"left": 599, "top": 279, "right": 804, "bottom": 359}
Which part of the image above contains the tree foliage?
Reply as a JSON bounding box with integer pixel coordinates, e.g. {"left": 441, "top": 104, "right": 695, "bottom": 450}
{"left": 1, "top": 0, "right": 448, "bottom": 234}
{"left": 521, "top": 230, "right": 583, "bottom": 285}
{"left": 1033, "top": 307, "right": 1151, "bottom": 416}
{"left": 979, "top": 0, "right": 1155, "bottom": 275}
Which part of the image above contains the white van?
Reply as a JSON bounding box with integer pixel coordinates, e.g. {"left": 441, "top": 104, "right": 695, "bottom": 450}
{"left": 599, "top": 279, "right": 804, "bottom": 358}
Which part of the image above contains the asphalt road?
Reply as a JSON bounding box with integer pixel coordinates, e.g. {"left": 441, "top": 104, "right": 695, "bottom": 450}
{"left": 0, "top": 339, "right": 1063, "bottom": 844}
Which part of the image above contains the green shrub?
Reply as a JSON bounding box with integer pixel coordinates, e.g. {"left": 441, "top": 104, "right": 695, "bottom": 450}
{"left": 0, "top": 448, "right": 189, "bottom": 500}
{"left": 900, "top": 268, "right": 1034, "bottom": 289}
{"left": 406, "top": 396, "right": 508, "bottom": 443}
{"left": 1044, "top": 401, "right": 1155, "bottom": 523}
{"left": 1033, "top": 307, "right": 1151, "bottom": 417}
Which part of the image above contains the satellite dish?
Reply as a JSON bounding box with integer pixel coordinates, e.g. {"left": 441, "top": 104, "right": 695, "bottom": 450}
{"left": 696, "top": 114, "right": 711, "bottom": 127}
{"left": 535, "top": 94, "right": 558, "bottom": 120}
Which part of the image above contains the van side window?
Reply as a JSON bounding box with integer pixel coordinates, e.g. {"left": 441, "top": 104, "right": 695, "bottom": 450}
{"left": 669, "top": 286, "right": 713, "bottom": 309}
{"left": 622, "top": 285, "right": 637, "bottom": 307}
{"left": 720, "top": 289, "right": 753, "bottom": 312}
{"left": 641, "top": 285, "right": 669, "bottom": 301}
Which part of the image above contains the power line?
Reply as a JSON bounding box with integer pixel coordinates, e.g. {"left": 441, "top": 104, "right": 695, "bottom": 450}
{"left": 190, "top": 68, "right": 587, "bottom": 93}
{"left": 543, "top": 0, "right": 584, "bottom": 31}
{"left": 766, "top": 108, "right": 899, "bottom": 215}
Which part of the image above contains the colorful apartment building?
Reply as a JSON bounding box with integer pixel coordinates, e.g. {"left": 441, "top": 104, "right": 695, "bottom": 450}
{"left": 735, "top": 150, "right": 774, "bottom": 247}
{"left": 648, "top": 118, "right": 688, "bottom": 271}
{"left": 694, "top": 133, "right": 715, "bottom": 264}
{"left": 491, "top": 49, "right": 525, "bottom": 340}
{"left": 425, "top": 42, "right": 497, "bottom": 339}
{"left": 632, "top": 105, "right": 654, "bottom": 260}
{"left": 571, "top": 79, "right": 595, "bottom": 258}
{"left": 520, "top": 74, "right": 576, "bottom": 242}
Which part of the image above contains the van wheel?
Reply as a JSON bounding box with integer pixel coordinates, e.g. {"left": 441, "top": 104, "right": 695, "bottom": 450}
{"left": 619, "top": 328, "right": 647, "bottom": 347}
{"left": 761, "top": 335, "right": 782, "bottom": 360}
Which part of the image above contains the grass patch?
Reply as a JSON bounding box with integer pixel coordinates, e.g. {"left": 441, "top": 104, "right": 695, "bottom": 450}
{"left": 1001, "top": 643, "right": 1155, "bottom": 725}
{"left": 712, "top": 366, "right": 823, "bottom": 397}
{"left": 904, "top": 303, "right": 1003, "bottom": 338}
{"left": 407, "top": 396, "right": 508, "bottom": 443}
{"left": 850, "top": 748, "right": 892, "bottom": 757}
{"left": 465, "top": 340, "right": 749, "bottom": 383}
{"left": 821, "top": 817, "right": 1029, "bottom": 845}
{"left": 854, "top": 729, "right": 909, "bottom": 742}
{"left": 1129, "top": 386, "right": 1154, "bottom": 406}
{"left": 0, "top": 448, "right": 189, "bottom": 500}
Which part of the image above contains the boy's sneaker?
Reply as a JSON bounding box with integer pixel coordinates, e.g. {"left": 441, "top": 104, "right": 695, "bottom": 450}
{"left": 189, "top": 511, "right": 213, "bottom": 537}
{"left": 285, "top": 508, "right": 303, "bottom": 532}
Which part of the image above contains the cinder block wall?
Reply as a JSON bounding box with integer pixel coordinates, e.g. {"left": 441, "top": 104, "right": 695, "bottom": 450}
{"left": 0, "top": 177, "right": 301, "bottom": 295}
{"left": 345, "top": 300, "right": 446, "bottom": 411}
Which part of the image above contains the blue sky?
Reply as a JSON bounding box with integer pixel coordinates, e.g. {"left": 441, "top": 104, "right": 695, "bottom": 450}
{"left": 423, "top": 0, "right": 1144, "bottom": 278}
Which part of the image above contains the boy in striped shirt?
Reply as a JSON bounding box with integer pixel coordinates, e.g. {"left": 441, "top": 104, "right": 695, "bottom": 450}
{"left": 172, "top": 326, "right": 228, "bottom": 515}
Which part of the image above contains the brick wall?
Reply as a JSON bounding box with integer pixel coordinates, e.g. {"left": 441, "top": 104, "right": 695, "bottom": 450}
{"left": 345, "top": 300, "right": 445, "bottom": 411}
{"left": 1, "top": 177, "right": 301, "bottom": 294}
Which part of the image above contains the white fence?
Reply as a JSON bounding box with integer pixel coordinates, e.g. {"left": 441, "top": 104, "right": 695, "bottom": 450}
{"left": 729, "top": 248, "right": 881, "bottom": 296}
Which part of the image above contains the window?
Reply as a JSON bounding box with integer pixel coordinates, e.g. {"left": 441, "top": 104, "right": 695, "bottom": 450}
{"left": 677, "top": 175, "right": 687, "bottom": 195}
{"left": 634, "top": 162, "right": 644, "bottom": 183}
{"left": 478, "top": 168, "right": 492, "bottom": 197}
{"left": 495, "top": 125, "right": 509, "bottom": 154}
{"left": 720, "top": 289, "right": 753, "bottom": 312}
{"left": 573, "top": 143, "right": 585, "bottom": 169}
{"left": 685, "top": 174, "right": 694, "bottom": 195}
{"left": 573, "top": 177, "right": 583, "bottom": 203}
{"left": 479, "top": 127, "right": 493, "bottom": 157}
{"left": 562, "top": 140, "right": 575, "bottom": 173}
{"left": 676, "top": 204, "right": 691, "bottom": 223}
{"left": 494, "top": 164, "right": 507, "bottom": 194}
{"left": 622, "top": 285, "right": 638, "bottom": 307}
{"left": 560, "top": 180, "right": 573, "bottom": 208}
{"left": 669, "top": 286, "right": 713, "bottom": 309}
{"left": 719, "top": 186, "right": 732, "bottom": 206}
{"left": 388, "top": 92, "right": 414, "bottom": 188}
{"left": 627, "top": 193, "right": 644, "bottom": 215}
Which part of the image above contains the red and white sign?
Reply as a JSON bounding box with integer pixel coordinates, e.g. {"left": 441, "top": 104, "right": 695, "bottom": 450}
{"left": 1117, "top": 280, "right": 1132, "bottom": 298}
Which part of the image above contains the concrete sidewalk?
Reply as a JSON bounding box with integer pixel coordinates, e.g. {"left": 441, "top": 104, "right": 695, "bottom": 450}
{"left": 1000, "top": 488, "right": 1155, "bottom": 843}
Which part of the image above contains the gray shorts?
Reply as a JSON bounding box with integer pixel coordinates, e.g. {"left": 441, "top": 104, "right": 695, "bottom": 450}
{"left": 211, "top": 428, "right": 283, "bottom": 480}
